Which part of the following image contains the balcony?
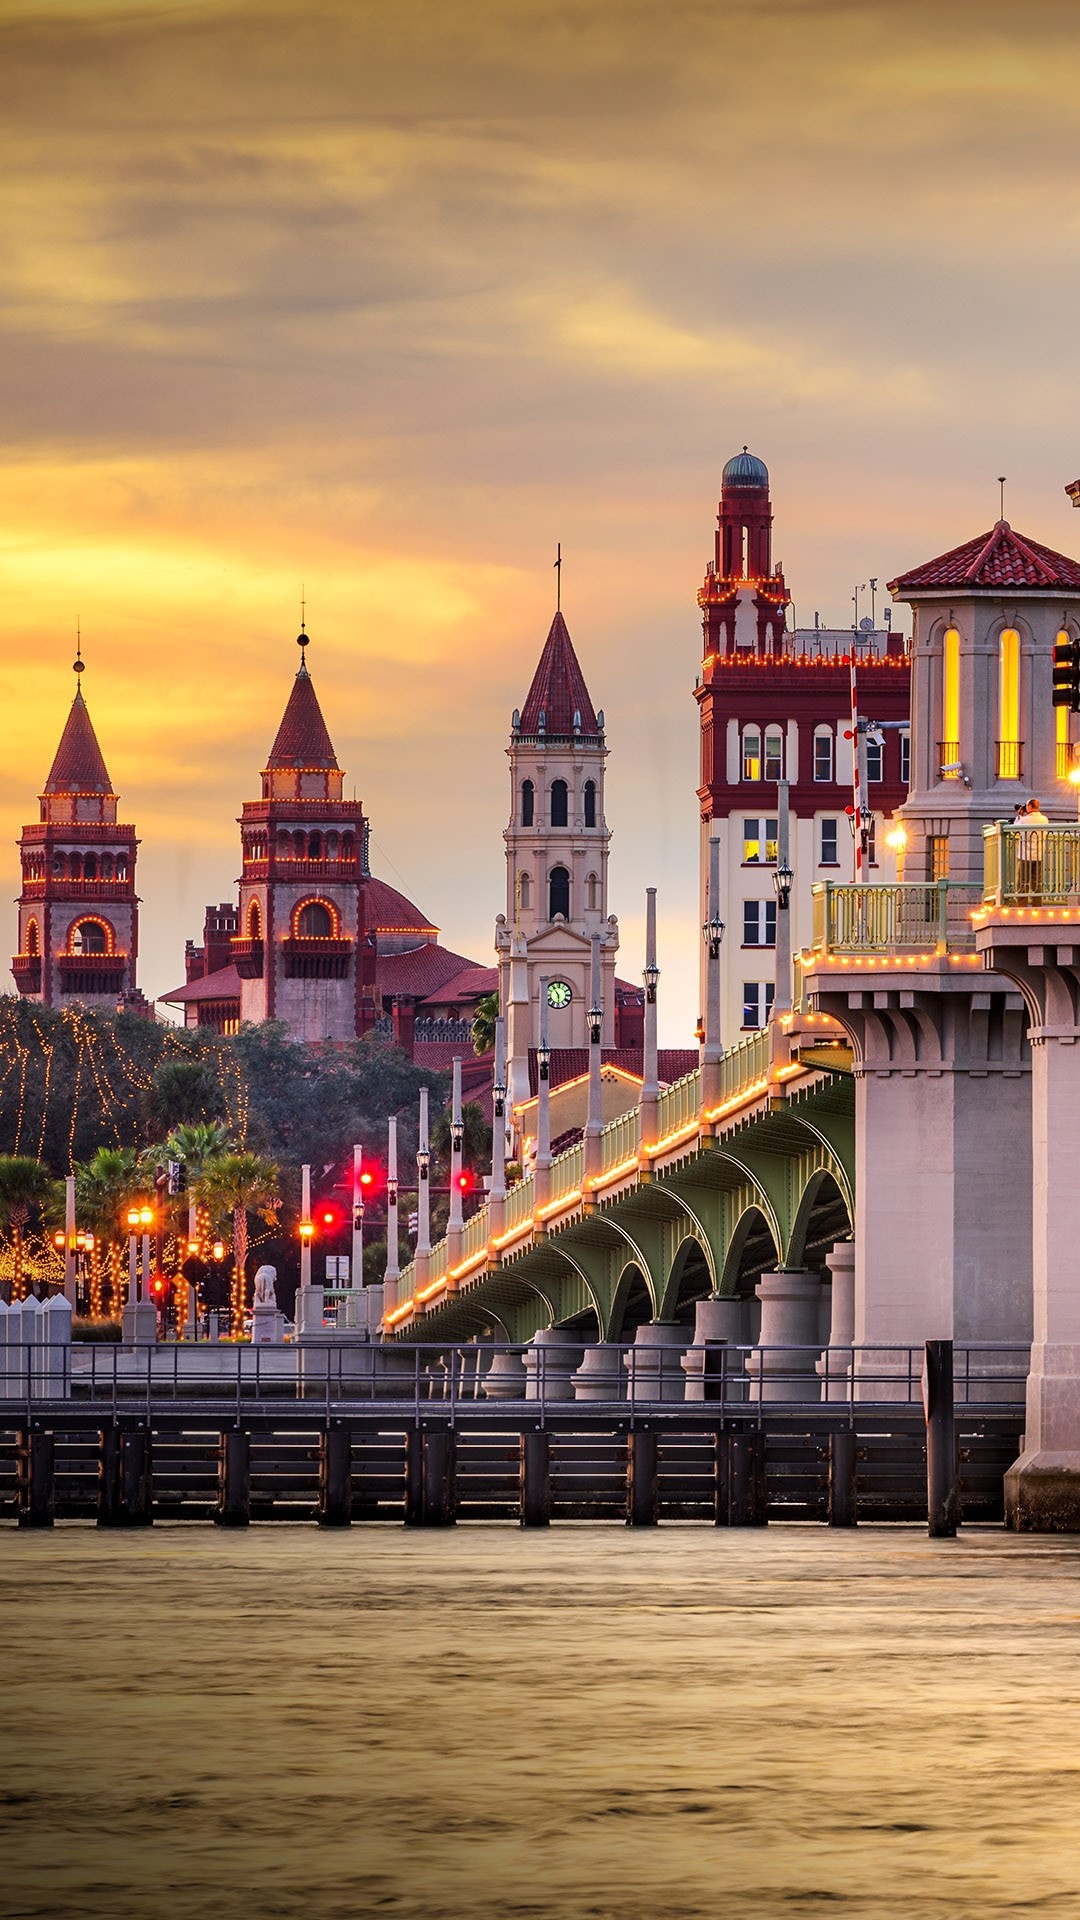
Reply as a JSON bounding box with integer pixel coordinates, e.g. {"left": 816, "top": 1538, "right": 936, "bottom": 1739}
{"left": 25, "top": 878, "right": 132, "bottom": 898}
{"left": 230, "top": 936, "right": 264, "bottom": 979}
{"left": 810, "top": 880, "right": 982, "bottom": 956}
{"left": 11, "top": 953, "right": 41, "bottom": 994}
{"left": 937, "top": 740, "right": 962, "bottom": 779}
{"left": 56, "top": 953, "right": 127, "bottom": 995}
{"left": 996, "top": 740, "right": 1024, "bottom": 781}
{"left": 281, "top": 936, "right": 352, "bottom": 980}
{"left": 243, "top": 858, "right": 358, "bottom": 882}
{"left": 1057, "top": 742, "right": 1080, "bottom": 780}
{"left": 982, "top": 822, "right": 1080, "bottom": 907}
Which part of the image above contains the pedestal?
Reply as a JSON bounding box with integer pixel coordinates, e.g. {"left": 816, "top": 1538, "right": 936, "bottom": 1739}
{"left": 745, "top": 1270, "right": 822, "bottom": 1403}
{"left": 817, "top": 1242, "right": 854, "bottom": 1402}
{"left": 572, "top": 1343, "right": 626, "bottom": 1401}
{"left": 624, "top": 1323, "right": 691, "bottom": 1403}
{"left": 121, "top": 1300, "right": 157, "bottom": 1348}
{"left": 294, "top": 1285, "right": 325, "bottom": 1338}
{"left": 523, "top": 1329, "right": 584, "bottom": 1401}
{"left": 251, "top": 1303, "right": 285, "bottom": 1345}
{"left": 481, "top": 1348, "right": 528, "bottom": 1399}
{"left": 681, "top": 1297, "right": 748, "bottom": 1402}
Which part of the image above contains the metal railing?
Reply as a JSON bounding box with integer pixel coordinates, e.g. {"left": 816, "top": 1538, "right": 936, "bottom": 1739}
{"left": 811, "top": 879, "right": 982, "bottom": 954}
{"left": 3, "top": 1339, "right": 1030, "bottom": 1422}
{"left": 653, "top": 1067, "right": 702, "bottom": 1141}
{"left": 937, "top": 740, "right": 962, "bottom": 778}
{"left": 599, "top": 1106, "right": 640, "bottom": 1174}
{"left": 996, "top": 740, "right": 1024, "bottom": 781}
{"left": 983, "top": 821, "right": 1080, "bottom": 906}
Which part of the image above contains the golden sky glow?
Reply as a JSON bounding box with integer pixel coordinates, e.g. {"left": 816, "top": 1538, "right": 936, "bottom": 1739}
{"left": 3, "top": 0, "right": 1080, "bottom": 1034}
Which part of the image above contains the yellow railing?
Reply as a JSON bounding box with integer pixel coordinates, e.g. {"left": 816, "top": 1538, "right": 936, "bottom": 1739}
{"left": 811, "top": 880, "right": 980, "bottom": 954}
{"left": 983, "top": 822, "right": 1080, "bottom": 906}
{"left": 548, "top": 1139, "right": 585, "bottom": 1206}
{"left": 653, "top": 1067, "right": 702, "bottom": 1142}
{"left": 714, "top": 1028, "right": 770, "bottom": 1103}
{"left": 599, "top": 1105, "right": 641, "bottom": 1174}
{"left": 459, "top": 1208, "right": 491, "bottom": 1263}
{"left": 501, "top": 1172, "right": 536, "bottom": 1234}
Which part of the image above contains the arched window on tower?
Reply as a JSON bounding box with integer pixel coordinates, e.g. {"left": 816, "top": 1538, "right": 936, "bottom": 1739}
{"left": 293, "top": 831, "right": 306, "bottom": 857}
{"left": 308, "top": 832, "right": 322, "bottom": 859}
{"left": 326, "top": 832, "right": 339, "bottom": 859}
{"left": 115, "top": 857, "right": 126, "bottom": 881}
{"left": 584, "top": 780, "right": 597, "bottom": 828}
{"left": 522, "top": 779, "right": 535, "bottom": 826}
{"left": 248, "top": 901, "right": 262, "bottom": 940}
{"left": 550, "top": 779, "right": 568, "bottom": 828}
{"left": 70, "top": 919, "right": 108, "bottom": 955}
{"left": 342, "top": 832, "right": 355, "bottom": 859}
{"left": 296, "top": 901, "right": 334, "bottom": 939}
{"left": 83, "top": 855, "right": 97, "bottom": 881}
{"left": 585, "top": 872, "right": 599, "bottom": 911}
{"left": 549, "top": 866, "right": 571, "bottom": 921}
{"left": 942, "top": 626, "right": 961, "bottom": 777}
{"left": 26, "top": 920, "right": 39, "bottom": 957}
{"left": 101, "top": 855, "right": 113, "bottom": 880}
{"left": 52, "top": 854, "right": 65, "bottom": 879}
{"left": 997, "top": 627, "right": 1021, "bottom": 779}
{"left": 518, "top": 871, "right": 531, "bottom": 911}
{"left": 742, "top": 727, "right": 762, "bottom": 781}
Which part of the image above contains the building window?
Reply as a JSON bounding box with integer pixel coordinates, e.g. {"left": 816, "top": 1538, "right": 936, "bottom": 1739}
{"left": 942, "top": 626, "right": 961, "bottom": 775}
{"left": 522, "top": 779, "right": 534, "bottom": 827}
{"left": 585, "top": 872, "right": 599, "bottom": 911}
{"left": 900, "top": 730, "right": 911, "bottom": 786}
{"left": 583, "top": 779, "right": 597, "bottom": 828}
{"left": 70, "top": 919, "right": 108, "bottom": 954}
{"left": 26, "top": 920, "right": 39, "bottom": 956}
{"left": 742, "top": 727, "right": 762, "bottom": 781}
{"left": 742, "top": 899, "right": 777, "bottom": 947}
{"left": 518, "top": 871, "right": 531, "bottom": 911}
{"left": 743, "top": 817, "right": 778, "bottom": 864}
{"left": 549, "top": 865, "right": 571, "bottom": 920}
{"left": 248, "top": 901, "right": 262, "bottom": 940}
{"left": 998, "top": 627, "right": 1021, "bottom": 778}
{"left": 867, "top": 819, "right": 878, "bottom": 867}
{"left": 927, "top": 834, "right": 949, "bottom": 881}
{"left": 813, "top": 728, "right": 834, "bottom": 782}
{"left": 764, "top": 727, "right": 784, "bottom": 781}
{"left": 865, "top": 736, "right": 883, "bottom": 783}
{"left": 742, "top": 981, "right": 775, "bottom": 1029}
{"left": 296, "top": 901, "right": 334, "bottom": 939}
{"left": 550, "top": 779, "right": 569, "bottom": 828}
{"left": 820, "top": 818, "right": 839, "bottom": 865}
{"left": 308, "top": 832, "right": 322, "bottom": 859}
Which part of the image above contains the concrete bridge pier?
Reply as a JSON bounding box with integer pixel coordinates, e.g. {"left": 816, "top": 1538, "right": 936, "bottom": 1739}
{"left": 572, "top": 1343, "right": 626, "bottom": 1401}
{"left": 624, "top": 1323, "right": 692, "bottom": 1402}
{"left": 482, "top": 1347, "right": 529, "bottom": 1398}
{"left": 817, "top": 1241, "right": 855, "bottom": 1402}
{"left": 976, "top": 920, "right": 1080, "bottom": 1527}
{"left": 745, "top": 1270, "right": 822, "bottom": 1402}
{"left": 681, "top": 1297, "right": 749, "bottom": 1401}
{"left": 524, "top": 1328, "right": 584, "bottom": 1400}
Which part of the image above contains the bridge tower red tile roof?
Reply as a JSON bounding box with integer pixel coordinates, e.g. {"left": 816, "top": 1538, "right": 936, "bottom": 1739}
{"left": 266, "top": 660, "right": 340, "bottom": 769}
{"left": 889, "top": 521, "right": 1080, "bottom": 595}
{"left": 43, "top": 688, "right": 114, "bottom": 794}
{"left": 519, "top": 611, "right": 599, "bottom": 736}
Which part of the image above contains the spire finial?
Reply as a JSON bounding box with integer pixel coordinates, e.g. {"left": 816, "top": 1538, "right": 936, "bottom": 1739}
{"left": 296, "top": 585, "right": 309, "bottom": 670}
{"left": 554, "top": 541, "right": 562, "bottom": 613}
{"left": 73, "top": 621, "right": 84, "bottom": 684}
{"left": 998, "top": 475, "right": 1007, "bottom": 522}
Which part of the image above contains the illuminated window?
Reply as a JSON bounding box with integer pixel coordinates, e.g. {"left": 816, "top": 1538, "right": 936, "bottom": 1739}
{"left": 764, "top": 727, "right": 784, "bottom": 781}
{"left": 549, "top": 866, "right": 570, "bottom": 919}
{"left": 26, "top": 920, "right": 39, "bottom": 956}
{"left": 742, "top": 899, "right": 776, "bottom": 947}
{"left": 296, "top": 901, "right": 333, "bottom": 938}
{"left": 248, "top": 902, "right": 262, "bottom": 940}
{"left": 820, "top": 818, "right": 839, "bottom": 865}
{"left": 742, "top": 981, "right": 775, "bottom": 1029}
{"left": 522, "top": 779, "right": 534, "bottom": 827}
{"left": 584, "top": 779, "right": 597, "bottom": 828}
{"left": 742, "top": 817, "right": 778, "bottom": 864}
{"left": 550, "top": 779, "right": 569, "bottom": 828}
{"left": 997, "top": 627, "right": 1021, "bottom": 778}
{"left": 70, "top": 919, "right": 107, "bottom": 954}
{"left": 813, "top": 728, "right": 834, "bottom": 782}
{"left": 742, "top": 728, "right": 762, "bottom": 781}
{"left": 942, "top": 626, "right": 961, "bottom": 775}
{"left": 867, "top": 819, "right": 878, "bottom": 867}
{"left": 927, "top": 835, "right": 949, "bottom": 881}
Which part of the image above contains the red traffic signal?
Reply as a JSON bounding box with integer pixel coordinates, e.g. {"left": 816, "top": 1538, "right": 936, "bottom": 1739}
{"left": 456, "top": 1170, "right": 474, "bottom": 1194}
{"left": 318, "top": 1202, "right": 345, "bottom": 1232}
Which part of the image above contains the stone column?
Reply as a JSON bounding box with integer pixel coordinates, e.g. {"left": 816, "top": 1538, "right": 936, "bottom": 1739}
{"left": 745, "top": 1270, "right": 822, "bottom": 1402}
{"left": 624, "top": 1323, "right": 691, "bottom": 1403}
{"left": 482, "top": 1345, "right": 528, "bottom": 1399}
{"left": 573, "top": 1342, "right": 626, "bottom": 1401}
{"left": 523, "top": 1328, "right": 584, "bottom": 1401}
{"left": 681, "top": 1297, "right": 748, "bottom": 1401}
{"left": 817, "top": 1241, "right": 855, "bottom": 1401}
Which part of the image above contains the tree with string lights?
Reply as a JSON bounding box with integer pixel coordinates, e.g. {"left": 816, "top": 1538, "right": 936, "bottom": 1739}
{"left": 200, "top": 1150, "right": 280, "bottom": 1329}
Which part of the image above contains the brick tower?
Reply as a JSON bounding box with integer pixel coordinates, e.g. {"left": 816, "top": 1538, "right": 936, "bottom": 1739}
{"left": 11, "top": 650, "right": 140, "bottom": 1010}
{"left": 233, "top": 629, "right": 375, "bottom": 1042}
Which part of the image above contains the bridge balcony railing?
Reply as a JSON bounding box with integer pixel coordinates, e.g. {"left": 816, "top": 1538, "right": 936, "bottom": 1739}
{"left": 599, "top": 1106, "right": 641, "bottom": 1175}
{"left": 982, "top": 821, "right": 1080, "bottom": 907}
{"left": 652, "top": 1067, "right": 702, "bottom": 1143}
{"left": 810, "top": 879, "right": 981, "bottom": 955}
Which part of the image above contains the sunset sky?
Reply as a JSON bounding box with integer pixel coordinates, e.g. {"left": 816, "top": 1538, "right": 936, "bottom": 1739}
{"left": 3, "top": 0, "right": 1079, "bottom": 1038}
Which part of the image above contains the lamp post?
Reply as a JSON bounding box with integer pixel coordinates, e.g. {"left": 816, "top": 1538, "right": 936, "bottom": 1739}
{"left": 63, "top": 1174, "right": 76, "bottom": 1308}
{"left": 351, "top": 1143, "right": 364, "bottom": 1291}
{"left": 584, "top": 936, "right": 604, "bottom": 1181}
{"left": 640, "top": 886, "right": 660, "bottom": 1153}
{"left": 701, "top": 836, "right": 725, "bottom": 1103}
{"left": 416, "top": 1086, "right": 432, "bottom": 1260}
{"left": 126, "top": 1205, "right": 140, "bottom": 1304}
{"left": 448, "top": 1057, "right": 465, "bottom": 1237}
{"left": 385, "top": 1114, "right": 400, "bottom": 1297}
{"left": 299, "top": 1163, "right": 313, "bottom": 1289}
{"left": 536, "top": 975, "right": 552, "bottom": 1206}
{"left": 490, "top": 1013, "right": 508, "bottom": 1207}
{"left": 771, "top": 779, "right": 794, "bottom": 1024}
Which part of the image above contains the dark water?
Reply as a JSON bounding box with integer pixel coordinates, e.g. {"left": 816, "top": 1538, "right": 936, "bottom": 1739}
{"left": 4, "top": 1525, "right": 1080, "bottom": 1919}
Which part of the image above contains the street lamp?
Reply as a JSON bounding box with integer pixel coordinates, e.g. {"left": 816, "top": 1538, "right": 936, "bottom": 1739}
{"left": 492, "top": 1079, "right": 506, "bottom": 1121}
{"left": 702, "top": 910, "right": 725, "bottom": 960}
{"left": 537, "top": 1040, "right": 551, "bottom": 1082}
{"left": 416, "top": 1146, "right": 431, "bottom": 1179}
{"left": 772, "top": 860, "right": 794, "bottom": 910}
{"left": 450, "top": 1118, "right": 465, "bottom": 1154}
{"left": 643, "top": 959, "right": 660, "bottom": 1005}
{"left": 588, "top": 1001, "right": 603, "bottom": 1045}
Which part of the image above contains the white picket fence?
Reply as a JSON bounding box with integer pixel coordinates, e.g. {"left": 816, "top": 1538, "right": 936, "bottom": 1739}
{"left": 0, "top": 1294, "right": 72, "bottom": 1398}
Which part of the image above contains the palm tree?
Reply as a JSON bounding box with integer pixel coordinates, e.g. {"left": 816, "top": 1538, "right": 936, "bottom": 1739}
{"left": 470, "top": 990, "right": 499, "bottom": 1057}
{"left": 200, "top": 1151, "right": 280, "bottom": 1325}
{"left": 0, "top": 1156, "right": 60, "bottom": 1300}
{"left": 164, "top": 1121, "right": 233, "bottom": 1182}
{"left": 75, "top": 1146, "right": 141, "bottom": 1317}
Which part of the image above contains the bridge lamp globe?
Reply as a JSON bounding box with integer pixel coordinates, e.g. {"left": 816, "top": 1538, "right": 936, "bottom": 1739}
{"left": 702, "top": 911, "right": 725, "bottom": 960}
{"left": 588, "top": 1003, "right": 603, "bottom": 1045}
{"left": 416, "top": 1147, "right": 431, "bottom": 1180}
{"left": 772, "top": 861, "right": 794, "bottom": 910}
{"left": 450, "top": 1119, "right": 464, "bottom": 1154}
{"left": 492, "top": 1080, "right": 506, "bottom": 1120}
{"left": 126, "top": 1207, "right": 140, "bottom": 1232}
{"left": 643, "top": 960, "right": 660, "bottom": 1004}
{"left": 536, "top": 1040, "right": 551, "bottom": 1083}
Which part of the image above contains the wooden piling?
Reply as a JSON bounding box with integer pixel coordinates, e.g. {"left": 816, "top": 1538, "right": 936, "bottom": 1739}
{"left": 422, "top": 1426, "right": 456, "bottom": 1526}
{"left": 713, "top": 1426, "right": 730, "bottom": 1525}
{"left": 404, "top": 1426, "right": 424, "bottom": 1526}
{"left": 925, "top": 1338, "right": 959, "bottom": 1537}
{"left": 120, "top": 1425, "right": 153, "bottom": 1525}
{"left": 17, "top": 1425, "right": 54, "bottom": 1529}
{"left": 627, "top": 1428, "right": 659, "bottom": 1526}
{"left": 216, "top": 1428, "right": 251, "bottom": 1527}
{"left": 319, "top": 1425, "right": 353, "bottom": 1527}
{"left": 828, "top": 1428, "right": 858, "bottom": 1527}
{"left": 98, "top": 1423, "right": 122, "bottom": 1527}
{"left": 519, "top": 1428, "right": 551, "bottom": 1527}
{"left": 726, "top": 1430, "right": 768, "bottom": 1525}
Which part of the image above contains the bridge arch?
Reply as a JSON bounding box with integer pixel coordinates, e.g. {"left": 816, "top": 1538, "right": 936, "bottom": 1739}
{"left": 718, "top": 1203, "right": 781, "bottom": 1311}
{"left": 657, "top": 1233, "right": 715, "bottom": 1324}
{"left": 786, "top": 1167, "right": 852, "bottom": 1271}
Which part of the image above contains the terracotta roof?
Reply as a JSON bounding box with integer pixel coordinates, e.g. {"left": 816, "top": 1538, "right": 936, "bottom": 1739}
{"left": 889, "top": 522, "right": 1080, "bottom": 594}
{"left": 419, "top": 963, "right": 498, "bottom": 1007}
{"left": 519, "top": 612, "right": 600, "bottom": 737}
{"left": 375, "top": 942, "right": 480, "bottom": 1000}
{"left": 43, "top": 690, "right": 113, "bottom": 795}
{"left": 159, "top": 963, "right": 242, "bottom": 1007}
{"left": 365, "top": 876, "right": 437, "bottom": 937}
{"left": 527, "top": 1047, "right": 699, "bottom": 1095}
{"left": 266, "top": 666, "right": 339, "bottom": 769}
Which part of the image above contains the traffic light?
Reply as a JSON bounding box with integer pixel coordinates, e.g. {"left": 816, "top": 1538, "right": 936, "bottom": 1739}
{"left": 456, "top": 1170, "right": 474, "bottom": 1195}
{"left": 1053, "top": 638, "right": 1080, "bottom": 711}
{"left": 167, "top": 1159, "right": 188, "bottom": 1196}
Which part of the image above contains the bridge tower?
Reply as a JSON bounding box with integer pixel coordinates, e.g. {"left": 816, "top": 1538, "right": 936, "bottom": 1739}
{"left": 11, "top": 652, "right": 140, "bottom": 1011}
{"left": 234, "top": 630, "right": 373, "bottom": 1042}
{"left": 496, "top": 609, "right": 618, "bottom": 1113}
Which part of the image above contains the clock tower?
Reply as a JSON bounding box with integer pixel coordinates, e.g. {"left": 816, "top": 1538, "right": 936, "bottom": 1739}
{"left": 495, "top": 607, "right": 618, "bottom": 1112}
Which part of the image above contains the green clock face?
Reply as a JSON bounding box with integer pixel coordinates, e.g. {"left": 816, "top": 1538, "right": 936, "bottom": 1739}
{"left": 547, "top": 980, "right": 573, "bottom": 1010}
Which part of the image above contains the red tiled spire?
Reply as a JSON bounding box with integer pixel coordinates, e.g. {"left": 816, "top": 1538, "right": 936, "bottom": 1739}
{"left": 43, "top": 688, "right": 114, "bottom": 795}
{"left": 518, "top": 612, "right": 600, "bottom": 737}
{"left": 266, "top": 663, "right": 339, "bottom": 770}
{"left": 890, "top": 522, "right": 1080, "bottom": 594}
